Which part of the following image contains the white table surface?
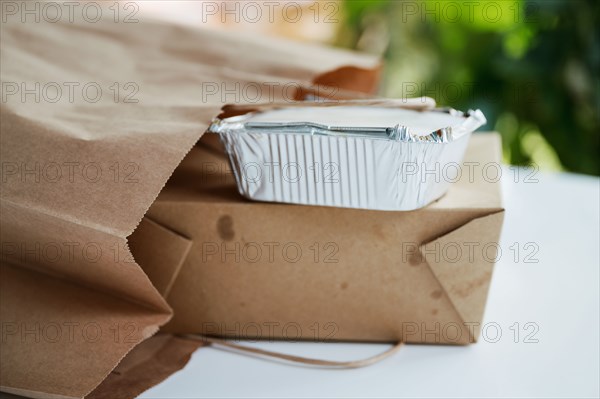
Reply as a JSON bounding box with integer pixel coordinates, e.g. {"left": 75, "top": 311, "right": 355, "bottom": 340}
{"left": 141, "top": 168, "right": 600, "bottom": 399}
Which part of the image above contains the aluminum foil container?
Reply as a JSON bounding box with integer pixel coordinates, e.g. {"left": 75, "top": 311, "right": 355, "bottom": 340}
{"left": 209, "top": 100, "right": 486, "bottom": 211}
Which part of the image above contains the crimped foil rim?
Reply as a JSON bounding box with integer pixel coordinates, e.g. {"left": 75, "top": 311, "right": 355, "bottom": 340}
{"left": 209, "top": 105, "right": 486, "bottom": 144}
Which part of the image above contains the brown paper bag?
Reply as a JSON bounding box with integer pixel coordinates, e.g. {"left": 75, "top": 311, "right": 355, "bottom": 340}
{"left": 0, "top": 9, "right": 380, "bottom": 398}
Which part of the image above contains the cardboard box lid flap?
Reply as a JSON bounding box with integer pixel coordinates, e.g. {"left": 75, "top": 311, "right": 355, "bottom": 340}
{"left": 430, "top": 133, "right": 504, "bottom": 210}
{"left": 129, "top": 217, "right": 193, "bottom": 298}
{"left": 421, "top": 211, "right": 505, "bottom": 331}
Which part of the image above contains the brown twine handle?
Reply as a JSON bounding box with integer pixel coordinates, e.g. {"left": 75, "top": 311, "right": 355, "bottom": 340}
{"left": 181, "top": 334, "right": 403, "bottom": 369}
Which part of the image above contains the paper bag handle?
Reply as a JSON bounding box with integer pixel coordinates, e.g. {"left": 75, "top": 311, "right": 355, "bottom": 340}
{"left": 180, "top": 334, "right": 403, "bottom": 369}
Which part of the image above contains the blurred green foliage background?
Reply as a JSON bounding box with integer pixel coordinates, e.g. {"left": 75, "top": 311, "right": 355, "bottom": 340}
{"left": 335, "top": 0, "right": 599, "bottom": 175}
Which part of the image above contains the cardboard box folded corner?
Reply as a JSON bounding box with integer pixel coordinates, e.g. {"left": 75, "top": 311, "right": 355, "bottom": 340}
{"left": 131, "top": 132, "right": 505, "bottom": 345}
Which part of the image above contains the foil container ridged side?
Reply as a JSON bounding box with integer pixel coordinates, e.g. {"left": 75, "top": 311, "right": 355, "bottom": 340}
{"left": 218, "top": 130, "right": 472, "bottom": 211}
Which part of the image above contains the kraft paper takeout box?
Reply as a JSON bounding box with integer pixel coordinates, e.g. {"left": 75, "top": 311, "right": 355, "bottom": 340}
{"left": 0, "top": 12, "right": 380, "bottom": 399}
{"left": 135, "top": 131, "right": 504, "bottom": 345}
